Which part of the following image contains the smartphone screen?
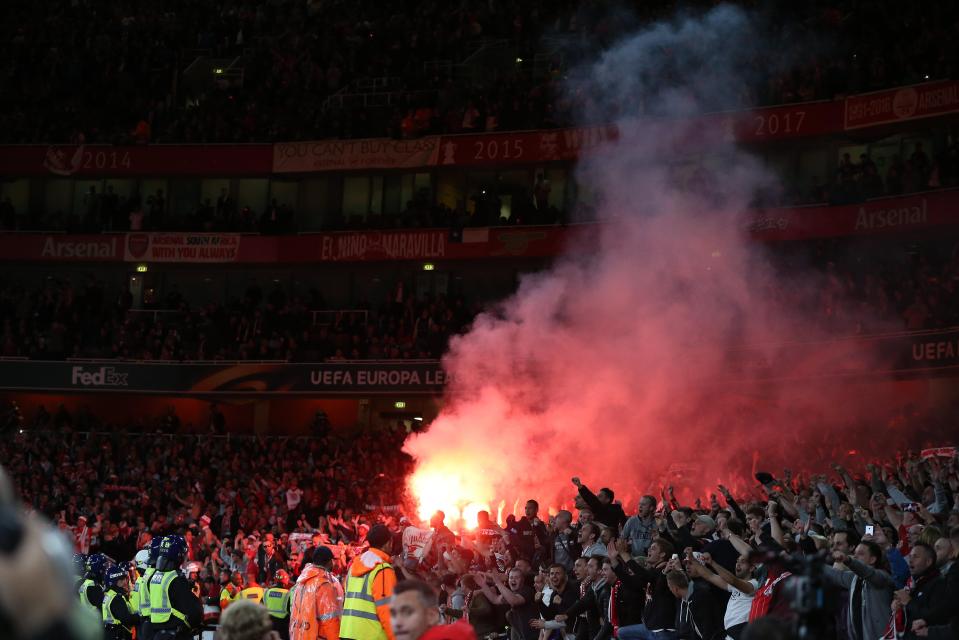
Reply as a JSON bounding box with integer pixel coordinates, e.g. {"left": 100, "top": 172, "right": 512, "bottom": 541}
{"left": 865, "top": 525, "right": 874, "bottom": 535}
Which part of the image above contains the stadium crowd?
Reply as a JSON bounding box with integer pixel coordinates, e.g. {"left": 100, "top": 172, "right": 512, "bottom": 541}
{"left": 1, "top": 0, "right": 958, "bottom": 144}
{"left": 799, "top": 142, "right": 959, "bottom": 207}
{"left": 3, "top": 419, "right": 958, "bottom": 639}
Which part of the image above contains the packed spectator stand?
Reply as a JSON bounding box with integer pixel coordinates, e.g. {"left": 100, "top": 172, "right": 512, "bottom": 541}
{"left": 2, "top": 0, "right": 959, "bottom": 146}
{"left": 0, "top": 277, "right": 479, "bottom": 360}
{"left": 4, "top": 415, "right": 958, "bottom": 639}
{"left": 4, "top": 1, "right": 959, "bottom": 639}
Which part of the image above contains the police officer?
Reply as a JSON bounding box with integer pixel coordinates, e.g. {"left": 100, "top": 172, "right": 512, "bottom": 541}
{"left": 102, "top": 564, "right": 139, "bottom": 640}
{"left": 148, "top": 535, "right": 202, "bottom": 640}
{"left": 79, "top": 553, "right": 112, "bottom": 621}
{"left": 220, "top": 570, "right": 243, "bottom": 611}
{"left": 264, "top": 569, "right": 292, "bottom": 640}
{"left": 239, "top": 571, "right": 265, "bottom": 603}
{"left": 138, "top": 536, "right": 164, "bottom": 640}
{"left": 129, "top": 549, "right": 150, "bottom": 615}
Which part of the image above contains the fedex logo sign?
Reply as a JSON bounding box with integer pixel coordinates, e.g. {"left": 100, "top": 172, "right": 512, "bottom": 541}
{"left": 70, "top": 366, "right": 129, "bottom": 387}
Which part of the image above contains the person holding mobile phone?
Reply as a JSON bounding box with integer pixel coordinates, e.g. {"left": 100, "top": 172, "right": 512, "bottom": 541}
{"left": 821, "top": 540, "right": 895, "bottom": 640}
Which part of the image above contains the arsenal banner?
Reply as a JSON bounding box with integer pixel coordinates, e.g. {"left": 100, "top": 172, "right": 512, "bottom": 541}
{"left": 844, "top": 80, "right": 959, "bottom": 130}
{"left": 123, "top": 233, "right": 242, "bottom": 263}
{"left": 745, "top": 190, "right": 959, "bottom": 242}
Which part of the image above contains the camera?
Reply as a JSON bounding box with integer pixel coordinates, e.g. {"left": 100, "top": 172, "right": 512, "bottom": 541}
{"left": 749, "top": 549, "right": 839, "bottom": 640}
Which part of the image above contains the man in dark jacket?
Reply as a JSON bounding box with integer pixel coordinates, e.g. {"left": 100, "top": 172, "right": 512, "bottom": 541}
{"left": 540, "top": 563, "right": 579, "bottom": 616}
{"left": 256, "top": 535, "right": 283, "bottom": 586}
{"left": 603, "top": 555, "right": 645, "bottom": 634}
{"left": 667, "top": 570, "right": 725, "bottom": 640}
{"left": 613, "top": 538, "right": 678, "bottom": 638}
{"left": 556, "top": 556, "right": 606, "bottom": 640}
{"left": 509, "top": 499, "right": 551, "bottom": 563}
{"left": 895, "top": 543, "right": 951, "bottom": 639}
{"left": 532, "top": 563, "right": 579, "bottom": 635}
{"left": 573, "top": 477, "right": 628, "bottom": 531}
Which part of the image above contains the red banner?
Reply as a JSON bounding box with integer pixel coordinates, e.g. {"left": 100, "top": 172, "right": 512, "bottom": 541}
{"left": 123, "top": 233, "right": 242, "bottom": 263}
{"left": 2, "top": 82, "right": 959, "bottom": 179}
{"left": 1, "top": 191, "right": 958, "bottom": 263}
{"left": 437, "top": 126, "right": 618, "bottom": 167}
{"left": 746, "top": 190, "right": 959, "bottom": 242}
{"left": 0, "top": 144, "right": 272, "bottom": 177}
{"left": 257, "top": 227, "right": 578, "bottom": 263}
{"left": 272, "top": 137, "right": 441, "bottom": 172}
{"left": 844, "top": 80, "right": 959, "bottom": 130}
{"left": 0, "top": 228, "right": 575, "bottom": 263}
{"left": 920, "top": 446, "right": 956, "bottom": 460}
{"left": 730, "top": 100, "right": 842, "bottom": 142}
{"left": 0, "top": 234, "right": 122, "bottom": 261}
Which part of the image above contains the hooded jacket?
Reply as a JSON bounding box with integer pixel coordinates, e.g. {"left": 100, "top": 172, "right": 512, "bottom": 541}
{"left": 340, "top": 547, "right": 397, "bottom": 640}
{"left": 290, "top": 563, "right": 343, "bottom": 640}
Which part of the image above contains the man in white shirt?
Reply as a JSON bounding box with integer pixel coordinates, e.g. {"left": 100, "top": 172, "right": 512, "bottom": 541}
{"left": 286, "top": 482, "right": 304, "bottom": 512}
{"left": 402, "top": 523, "right": 434, "bottom": 570}
{"left": 685, "top": 552, "right": 757, "bottom": 640}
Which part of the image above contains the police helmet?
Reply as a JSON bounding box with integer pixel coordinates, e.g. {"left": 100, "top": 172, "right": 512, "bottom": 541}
{"left": 148, "top": 535, "right": 163, "bottom": 566}
{"left": 86, "top": 553, "right": 114, "bottom": 583}
{"left": 105, "top": 564, "right": 129, "bottom": 589}
{"left": 157, "top": 534, "right": 187, "bottom": 570}
{"left": 134, "top": 549, "right": 150, "bottom": 571}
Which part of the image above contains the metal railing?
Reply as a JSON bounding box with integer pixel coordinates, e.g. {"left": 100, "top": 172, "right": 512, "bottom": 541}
{"left": 311, "top": 309, "right": 368, "bottom": 327}
{"left": 56, "top": 306, "right": 370, "bottom": 330}
{"left": 127, "top": 308, "right": 183, "bottom": 322}
{"left": 322, "top": 88, "right": 435, "bottom": 110}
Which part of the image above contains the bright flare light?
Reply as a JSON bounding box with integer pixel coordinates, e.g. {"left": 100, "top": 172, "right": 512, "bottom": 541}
{"left": 462, "top": 502, "right": 490, "bottom": 529}
{"left": 408, "top": 459, "right": 496, "bottom": 530}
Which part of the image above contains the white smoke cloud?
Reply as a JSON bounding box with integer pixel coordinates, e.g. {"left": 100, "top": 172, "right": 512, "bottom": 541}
{"left": 405, "top": 6, "right": 892, "bottom": 522}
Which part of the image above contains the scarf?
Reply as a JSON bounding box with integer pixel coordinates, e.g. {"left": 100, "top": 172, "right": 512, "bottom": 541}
{"left": 578, "top": 577, "right": 593, "bottom": 619}
{"left": 463, "top": 589, "right": 474, "bottom": 623}
{"left": 882, "top": 568, "right": 940, "bottom": 639}
{"left": 609, "top": 580, "right": 621, "bottom": 636}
